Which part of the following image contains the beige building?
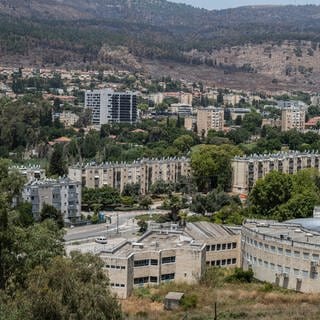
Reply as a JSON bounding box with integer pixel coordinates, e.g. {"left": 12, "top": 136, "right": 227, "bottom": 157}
{"left": 66, "top": 222, "right": 240, "bottom": 299}
{"left": 59, "top": 111, "right": 79, "bottom": 127}
{"left": 180, "top": 93, "right": 193, "bottom": 105}
{"left": 281, "top": 107, "right": 306, "bottom": 132}
{"left": 242, "top": 218, "right": 320, "bottom": 293}
{"left": 68, "top": 157, "right": 191, "bottom": 195}
{"left": 12, "top": 165, "right": 46, "bottom": 182}
{"left": 232, "top": 151, "right": 320, "bottom": 194}
{"left": 184, "top": 116, "right": 194, "bottom": 131}
{"left": 197, "top": 107, "right": 224, "bottom": 137}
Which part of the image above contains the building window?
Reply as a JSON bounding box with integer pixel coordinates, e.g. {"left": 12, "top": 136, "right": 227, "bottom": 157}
{"left": 150, "top": 259, "right": 158, "bottom": 266}
{"left": 211, "top": 244, "right": 216, "bottom": 251}
{"left": 216, "top": 244, "right": 221, "bottom": 251}
{"left": 150, "top": 276, "right": 158, "bottom": 283}
{"left": 285, "top": 249, "right": 292, "bottom": 257}
{"left": 161, "top": 273, "right": 175, "bottom": 281}
{"left": 222, "top": 244, "right": 226, "bottom": 250}
{"left": 294, "top": 251, "right": 300, "bottom": 258}
{"left": 232, "top": 258, "right": 237, "bottom": 264}
{"left": 278, "top": 247, "right": 283, "bottom": 255}
{"left": 232, "top": 242, "right": 237, "bottom": 249}
{"left": 302, "top": 270, "right": 309, "bottom": 278}
{"left": 206, "top": 245, "right": 210, "bottom": 251}
{"left": 162, "top": 256, "right": 176, "bottom": 264}
{"left": 303, "top": 252, "right": 310, "bottom": 260}
{"left": 134, "top": 277, "right": 149, "bottom": 285}
{"left": 134, "top": 260, "right": 150, "bottom": 267}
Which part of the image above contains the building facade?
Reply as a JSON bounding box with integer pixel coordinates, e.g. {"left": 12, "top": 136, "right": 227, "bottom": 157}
{"left": 66, "top": 222, "right": 240, "bottom": 299}
{"left": 85, "top": 89, "right": 137, "bottom": 126}
{"left": 232, "top": 151, "right": 320, "bottom": 194}
{"left": 281, "top": 107, "right": 306, "bottom": 132}
{"left": 68, "top": 157, "right": 191, "bottom": 194}
{"left": 22, "top": 178, "right": 81, "bottom": 223}
{"left": 196, "top": 107, "right": 224, "bottom": 137}
{"left": 12, "top": 165, "right": 46, "bottom": 182}
{"left": 242, "top": 219, "right": 320, "bottom": 293}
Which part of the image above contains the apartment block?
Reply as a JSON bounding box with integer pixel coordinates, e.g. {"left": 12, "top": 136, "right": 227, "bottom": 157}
{"left": 66, "top": 222, "right": 240, "bottom": 299}
{"left": 197, "top": 107, "right": 224, "bottom": 137}
{"left": 281, "top": 107, "right": 306, "bottom": 132}
{"left": 85, "top": 89, "right": 137, "bottom": 126}
{"left": 22, "top": 177, "right": 81, "bottom": 223}
{"left": 68, "top": 157, "right": 191, "bottom": 194}
{"left": 12, "top": 165, "right": 46, "bottom": 182}
{"left": 232, "top": 151, "right": 320, "bottom": 194}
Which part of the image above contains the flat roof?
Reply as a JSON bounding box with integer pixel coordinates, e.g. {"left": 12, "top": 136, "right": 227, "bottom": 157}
{"left": 244, "top": 220, "right": 320, "bottom": 250}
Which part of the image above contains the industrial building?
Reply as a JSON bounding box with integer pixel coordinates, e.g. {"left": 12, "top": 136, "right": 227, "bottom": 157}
{"left": 242, "top": 215, "right": 320, "bottom": 293}
{"left": 66, "top": 222, "right": 240, "bottom": 299}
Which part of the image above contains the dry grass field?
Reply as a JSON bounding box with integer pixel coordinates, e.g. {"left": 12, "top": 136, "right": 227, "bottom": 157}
{"left": 122, "top": 269, "right": 320, "bottom": 320}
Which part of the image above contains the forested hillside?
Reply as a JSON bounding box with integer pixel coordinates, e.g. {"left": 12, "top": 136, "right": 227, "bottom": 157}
{"left": 2, "top": 1, "right": 320, "bottom": 89}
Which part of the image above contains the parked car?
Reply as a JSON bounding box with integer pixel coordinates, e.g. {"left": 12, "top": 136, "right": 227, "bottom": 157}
{"left": 95, "top": 236, "right": 107, "bottom": 244}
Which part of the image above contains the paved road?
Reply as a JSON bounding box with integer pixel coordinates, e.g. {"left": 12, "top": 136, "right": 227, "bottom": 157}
{"left": 64, "top": 210, "right": 168, "bottom": 242}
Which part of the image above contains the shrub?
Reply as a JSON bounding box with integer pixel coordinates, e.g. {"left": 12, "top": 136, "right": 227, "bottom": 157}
{"left": 225, "top": 268, "right": 254, "bottom": 283}
{"left": 181, "top": 294, "right": 198, "bottom": 310}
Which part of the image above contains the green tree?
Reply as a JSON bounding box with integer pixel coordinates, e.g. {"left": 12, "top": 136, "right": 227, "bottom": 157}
{"left": 249, "top": 171, "right": 293, "bottom": 216}
{"left": 49, "top": 144, "right": 66, "bottom": 177}
{"left": 191, "top": 144, "right": 242, "bottom": 192}
{"left": 6, "top": 253, "right": 122, "bottom": 320}
{"left": 41, "top": 203, "right": 64, "bottom": 228}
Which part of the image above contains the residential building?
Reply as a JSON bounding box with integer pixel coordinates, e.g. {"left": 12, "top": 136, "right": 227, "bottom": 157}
{"left": 184, "top": 116, "right": 194, "bottom": 131}
{"left": 242, "top": 218, "right": 320, "bottom": 293}
{"left": 85, "top": 89, "right": 137, "bottom": 126}
{"left": 169, "top": 103, "right": 193, "bottom": 116}
{"left": 231, "top": 151, "right": 320, "bottom": 194}
{"left": 66, "top": 222, "right": 240, "bottom": 299}
{"left": 196, "top": 107, "right": 224, "bottom": 137}
{"left": 68, "top": 157, "right": 191, "bottom": 195}
{"left": 261, "top": 118, "right": 281, "bottom": 128}
{"left": 281, "top": 107, "right": 306, "bottom": 132}
{"left": 58, "top": 111, "right": 79, "bottom": 127}
{"left": 22, "top": 178, "right": 81, "bottom": 223}
{"left": 228, "top": 108, "right": 251, "bottom": 121}
{"left": 180, "top": 93, "right": 193, "bottom": 105}
{"left": 12, "top": 165, "right": 46, "bottom": 182}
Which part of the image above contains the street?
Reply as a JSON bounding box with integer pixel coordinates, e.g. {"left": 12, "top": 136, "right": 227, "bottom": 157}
{"left": 64, "top": 209, "right": 168, "bottom": 242}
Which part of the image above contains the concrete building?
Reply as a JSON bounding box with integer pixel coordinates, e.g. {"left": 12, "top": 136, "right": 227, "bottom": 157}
{"left": 228, "top": 108, "right": 251, "bottom": 121}
{"left": 232, "top": 151, "right": 320, "bottom": 194}
{"left": 66, "top": 222, "right": 240, "bottom": 299}
{"left": 58, "top": 111, "right": 79, "bottom": 127}
{"left": 85, "top": 89, "right": 137, "bottom": 126}
{"left": 184, "top": 116, "right": 195, "bottom": 131}
{"left": 22, "top": 178, "right": 81, "bottom": 223}
{"left": 180, "top": 93, "right": 193, "bottom": 105}
{"left": 281, "top": 107, "right": 306, "bottom": 132}
{"left": 197, "top": 107, "right": 224, "bottom": 137}
{"left": 169, "top": 103, "right": 193, "bottom": 117}
{"left": 242, "top": 218, "right": 320, "bottom": 293}
{"left": 68, "top": 157, "right": 191, "bottom": 195}
{"left": 12, "top": 165, "right": 46, "bottom": 182}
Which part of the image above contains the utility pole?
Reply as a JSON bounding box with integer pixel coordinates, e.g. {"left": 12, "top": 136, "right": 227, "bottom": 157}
{"left": 214, "top": 302, "right": 217, "bottom": 320}
{"left": 116, "top": 213, "right": 119, "bottom": 234}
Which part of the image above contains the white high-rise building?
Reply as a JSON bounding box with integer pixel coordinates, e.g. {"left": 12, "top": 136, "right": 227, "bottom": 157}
{"left": 85, "top": 89, "right": 137, "bottom": 126}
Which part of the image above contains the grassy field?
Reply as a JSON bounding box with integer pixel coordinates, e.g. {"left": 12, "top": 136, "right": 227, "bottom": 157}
{"left": 122, "top": 268, "right": 320, "bottom": 320}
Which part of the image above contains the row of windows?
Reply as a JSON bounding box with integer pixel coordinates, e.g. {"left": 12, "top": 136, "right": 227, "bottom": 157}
{"left": 106, "top": 265, "right": 126, "bottom": 270}
{"left": 245, "top": 237, "right": 320, "bottom": 260}
{"left": 206, "top": 242, "right": 237, "bottom": 252}
{"left": 246, "top": 254, "right": 312, "bottom": 278}
{"left": 134, "top": 257, "right": 175, "bottom": 267}
{"left": 133, "top": 274, "right": 175, "bottom": 285}
{"left": 110, "top": 283, "right": 126, "bottom": 288}
{"left": 207, "top": 258, "right": 237, "bottom": 266}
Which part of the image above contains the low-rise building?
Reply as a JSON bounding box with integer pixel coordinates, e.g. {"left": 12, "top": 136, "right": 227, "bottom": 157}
{"left": 12, "top": 165, "right": 46, "bottom": 182}
{"left": 22, "top": 177, "right": 81, "bottom": 223}
{"left": 232, "top": 151, "right": 320, "bottom": 194}
{"left": 66, "top": 222, "right": 240, "bottom": 299}
{"left": 242, "top": 218, "right": 320, "bottom": 293}
{"left": 68, "top": 157, "right": 191, "bottom": 195}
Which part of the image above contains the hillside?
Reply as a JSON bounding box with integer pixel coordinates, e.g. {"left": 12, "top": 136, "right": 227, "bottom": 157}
{"left": 2, "top": 1, "right": 320, "bottom": 90}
